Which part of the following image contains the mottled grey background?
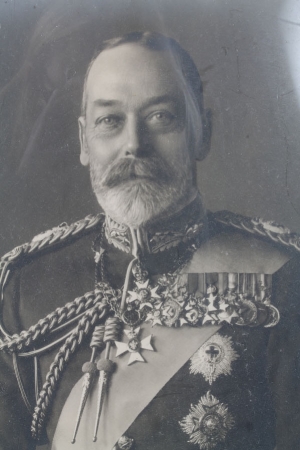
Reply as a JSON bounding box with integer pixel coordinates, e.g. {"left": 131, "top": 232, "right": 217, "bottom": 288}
{"left": 0, "top": 0, "right": 300, "bottom": 255}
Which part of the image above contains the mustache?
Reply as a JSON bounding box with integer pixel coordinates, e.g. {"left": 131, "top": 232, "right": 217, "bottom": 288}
{"left": 99, "top": 157, "right": 174, "bottom": 188}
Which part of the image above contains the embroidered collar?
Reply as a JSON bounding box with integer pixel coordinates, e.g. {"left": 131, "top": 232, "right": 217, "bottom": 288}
{"left": 104, "top": 196, "right": 207, "bottom": 254}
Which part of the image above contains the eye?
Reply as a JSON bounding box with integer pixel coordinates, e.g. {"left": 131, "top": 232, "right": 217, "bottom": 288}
{"left": 146, "top": 110, "right": 176, "bottom": 128}
{"left": 95, "top": 114, "right": 124, "bottom": 131}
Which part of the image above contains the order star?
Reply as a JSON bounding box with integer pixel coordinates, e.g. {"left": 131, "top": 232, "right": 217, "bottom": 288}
{"left": 114, "top": 328, "right": 154, "bottom": 365}
{"left": 127, "top": 280, "right": 161, "bottom": 303}
{"left": 218, "top": 309, "right": 239, "bottom": 324}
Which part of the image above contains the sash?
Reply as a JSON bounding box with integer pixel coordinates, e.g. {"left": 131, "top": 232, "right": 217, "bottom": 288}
{"left": 52, "top": 323, "right": 220, "bottom": 450}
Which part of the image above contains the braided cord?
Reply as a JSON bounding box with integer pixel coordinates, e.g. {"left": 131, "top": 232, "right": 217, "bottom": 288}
{"left": 31, "top": 299, "right": 110, "bottom": 440}
{"left": 0, "top": 285, "right": 111, "bottom": 353}
{"left": 0, "top": 214, "right": 114, "bottom": 441}
{"left": 0, "top": 214, "right": 104, "bottom": 339}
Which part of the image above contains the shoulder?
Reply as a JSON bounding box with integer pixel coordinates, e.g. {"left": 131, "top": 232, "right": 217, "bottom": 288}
{"left": 0, "top": 213, "right": 103, "bottom": 268}
{"left": 0, "top": 214, "right": 104, "bottom": 330}
{"left": 187, "top": 210, "right": 299, "bottom": 274}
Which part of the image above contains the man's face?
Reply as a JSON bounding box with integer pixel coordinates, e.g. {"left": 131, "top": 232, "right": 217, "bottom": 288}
{"left": 79, "top": 43, "right": 198, "bottom": 227}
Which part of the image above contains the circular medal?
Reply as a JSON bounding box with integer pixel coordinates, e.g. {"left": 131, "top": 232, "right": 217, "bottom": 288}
{"left": 264, "top": 305, "right": 280, "bottom": 327}
{"left": 248, "top": 304, "right": 269, "bottom": 327}
{"left": 122, "top": 308, "right": 140, "bottom": 326}
{"left": 236, "top": 299, "right": 257, "bottom": 326}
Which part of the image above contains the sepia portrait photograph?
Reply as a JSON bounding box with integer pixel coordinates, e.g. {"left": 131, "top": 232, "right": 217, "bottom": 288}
{"left": 0, "top": 0, "right": 300, "bottom": 449}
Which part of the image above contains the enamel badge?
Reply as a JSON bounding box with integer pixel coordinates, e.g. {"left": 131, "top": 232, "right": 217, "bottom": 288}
{"left": 114, "top": 327, "right": 154, "bottom": 365}
{"left": 180, "top": 391, "right": 234, "bottom": 449}
{"left": 190, "top": 334, "right": 239, "bottom": 385}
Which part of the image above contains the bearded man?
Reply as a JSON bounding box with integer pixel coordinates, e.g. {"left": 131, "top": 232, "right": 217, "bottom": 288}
{"left": 0, "top": 31, "right": 300, "bottom": 450}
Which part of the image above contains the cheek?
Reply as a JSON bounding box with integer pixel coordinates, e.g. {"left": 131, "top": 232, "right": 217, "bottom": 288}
{"left": 154, "top": 132, "right": 191, "bottom": 167}
{"left": 87, "top": 134, "right": 120, "bottom": 167}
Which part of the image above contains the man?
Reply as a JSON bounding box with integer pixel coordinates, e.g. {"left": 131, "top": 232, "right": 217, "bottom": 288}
{"left": 0, "top": 31, "right": 299, "bottom": 450}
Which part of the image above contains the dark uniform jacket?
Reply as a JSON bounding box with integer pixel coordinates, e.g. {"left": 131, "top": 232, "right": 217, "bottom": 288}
{"left": 0, "top": 200, "right": 300, "bottom": 450}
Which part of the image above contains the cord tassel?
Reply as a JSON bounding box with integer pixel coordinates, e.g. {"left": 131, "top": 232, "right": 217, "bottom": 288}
{"left": 71, "top": 325, "right": 105, "bottom": 444}
{"left": 93, "top": 357, "right": 115, "bottom": 442}
{"left": 92, "top": 317, "right": 121, "bottom": 442}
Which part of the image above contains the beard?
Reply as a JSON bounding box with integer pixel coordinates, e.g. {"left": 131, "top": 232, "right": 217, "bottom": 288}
{"left": 89, "top": 155, "right": 194, "bottom": 228}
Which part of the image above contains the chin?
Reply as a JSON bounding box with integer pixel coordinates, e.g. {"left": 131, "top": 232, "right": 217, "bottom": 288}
{"left": 94, "top": 179, "right": 190, "bottom": 228}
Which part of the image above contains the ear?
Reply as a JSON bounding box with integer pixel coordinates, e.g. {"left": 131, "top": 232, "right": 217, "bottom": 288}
{"left": 78, "top": 116, "right": 89, "bottom": 166}
{"left": 195, "top": 108, "right": 212, "bottom": 161}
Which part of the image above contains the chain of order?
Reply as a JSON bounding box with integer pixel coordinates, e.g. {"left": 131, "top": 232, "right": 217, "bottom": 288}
{"left": 31, "top": 299, "right": 111, "bottom": 440}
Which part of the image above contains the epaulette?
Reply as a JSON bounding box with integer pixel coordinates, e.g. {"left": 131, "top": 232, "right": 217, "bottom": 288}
{"left": 0, "top": 213, "right": 104, "bottom": 287}
{"left": 212, "top": 210, "right": 300, "bottom": 253}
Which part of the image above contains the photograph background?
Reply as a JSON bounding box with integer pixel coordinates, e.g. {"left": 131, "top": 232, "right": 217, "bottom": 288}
{"left": 0, "top": 0, "right": 299, "bottom": 256}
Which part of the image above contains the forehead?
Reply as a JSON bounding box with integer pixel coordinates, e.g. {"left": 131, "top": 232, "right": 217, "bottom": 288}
{"left": 85, "top": 43, "right": 184, "bottom": 111}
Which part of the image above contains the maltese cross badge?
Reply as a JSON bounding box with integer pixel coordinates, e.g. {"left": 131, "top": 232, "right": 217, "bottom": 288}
{"left": 114, "top": 327, "right": 154, "bottom": 365}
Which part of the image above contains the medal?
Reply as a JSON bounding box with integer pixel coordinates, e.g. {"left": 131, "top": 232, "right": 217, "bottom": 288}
{"left": 180, "top": 391, "right": 234, "bottom": 449}
{"left": 189, "top": 333, "right": 239, "bottom": 385}
{"left": 115, "top": 327, "right": 154, "bottom": 365}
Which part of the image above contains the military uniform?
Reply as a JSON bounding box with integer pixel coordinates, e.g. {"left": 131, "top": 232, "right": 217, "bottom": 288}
{"left": 0, "top": 198, "right": 300, "bottom": 450}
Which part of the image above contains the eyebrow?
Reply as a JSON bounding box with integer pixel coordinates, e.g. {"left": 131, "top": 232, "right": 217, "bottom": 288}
{"left": 141, "top": 95, "right": 178, "bottom": 108}
{"left": 92, "top": 94, "right": 179, "bottom": 109}
{"left": 93, "top": 99, "right": 122, "bottom": 107}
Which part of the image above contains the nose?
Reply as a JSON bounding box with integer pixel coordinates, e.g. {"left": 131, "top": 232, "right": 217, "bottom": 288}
{"left": 122, "top": 116, "right": 144, "bottom": 157}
